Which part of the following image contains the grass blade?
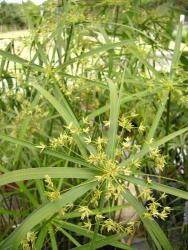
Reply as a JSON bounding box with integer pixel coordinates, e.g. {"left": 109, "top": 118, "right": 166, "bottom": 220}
{"left": 121, "top": 175, "right": 188, "bottom": 200}
{"left": 0, "top": 49, "right": 43, "bottom": 71}
{"left": 106, "top": 79, "right": 121, "bottom": 158}
{"left": 0, "top": 167, "right": 96, "bottom": 187}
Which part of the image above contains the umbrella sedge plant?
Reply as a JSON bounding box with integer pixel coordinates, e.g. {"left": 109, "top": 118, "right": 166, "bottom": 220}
{"left": 0, "top": 1, "right": 188, "bottom": 249}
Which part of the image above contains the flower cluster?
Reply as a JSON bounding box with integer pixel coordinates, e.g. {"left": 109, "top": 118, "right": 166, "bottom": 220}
{"left": 88, "top": 153, "right": 119, "bottom": 183}
{"left": 140, "top": 189, "right": 171, "bottom": 221}
{"left": 144, "top": 200, "right": 171, "bottom": 221}
{"left": 21, "top": 231, "right": 36, "bottom": 250}
{"left": 44, "top": 175, "right": 61, "bottom": 202}
{"left": 78, "top": 206, "right": 92, "bottom": 220}
{"left": 101, "top": 218, "right": 124, "bottom": 232}
{"left": 150, "top": 148, "right": 166, "bottom": 172}
{"left": 49, "top": 132, "right": 73, "bottom": 148}
{"left": 119, "top": 115, "right": 134, "bottom": 132}
{"left": 90, "top": 189, "right": 102, "bottom": 206}
{"left": 65, "top": 122, "right": 82, "bottom": 135}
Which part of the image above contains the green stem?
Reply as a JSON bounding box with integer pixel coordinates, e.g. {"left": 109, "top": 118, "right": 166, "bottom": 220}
{"left": 165, "top": 91, "right": 171, "bottom": 155}
{"left": 64, "top": 25, "right": 74, "bottom": 64}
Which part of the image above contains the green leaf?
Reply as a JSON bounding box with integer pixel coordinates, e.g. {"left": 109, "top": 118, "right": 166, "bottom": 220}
{"left": 0, "top": 49, "right": 43, "bottom": 71}
{"left": 171, "top": 15, "right": 184, "bottom": 70}
{"left": 121, "top": 175, "right": 188, "bottom": 200}
{"left": 106, "top": 79, "right": 121, "bottom": 158}
{"left": 0, "top": 167, "right": 96, "bottom": 187}
{"left": 49, "top": 225, "right": 58, "bottom": 250}
{"left": 143, "top": 92, "right": 169, "bottom": 147}
{"left": 35, "top": 226, "right": 48, "bottom": 250}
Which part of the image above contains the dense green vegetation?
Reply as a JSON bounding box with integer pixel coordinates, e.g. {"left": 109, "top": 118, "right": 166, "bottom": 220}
{"left": 0, "top": 1, "right": 25, "bottom": 30}
{"left": 0, "top": 0, "right": 188, "bottom": 249}
{"left": 0, "top": 0, "right": 40, "bottom": 31}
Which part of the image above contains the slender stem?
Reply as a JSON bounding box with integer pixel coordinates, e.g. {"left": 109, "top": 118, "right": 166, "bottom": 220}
{"left": 165, "top": 91, "right": 171, "bottom": 155}
{"left": 64, "top": 25, "right": 74, "bottom": 64}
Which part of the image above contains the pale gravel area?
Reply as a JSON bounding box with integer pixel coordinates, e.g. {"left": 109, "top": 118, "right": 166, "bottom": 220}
{"left": 0, "top": 30, "right": 34, "bottom": 71}
{"left": 0, "top": 30, "right": 30, "bottom": 58}
{"left": 0, "top": 29, "right": 29, "bottom": 39}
